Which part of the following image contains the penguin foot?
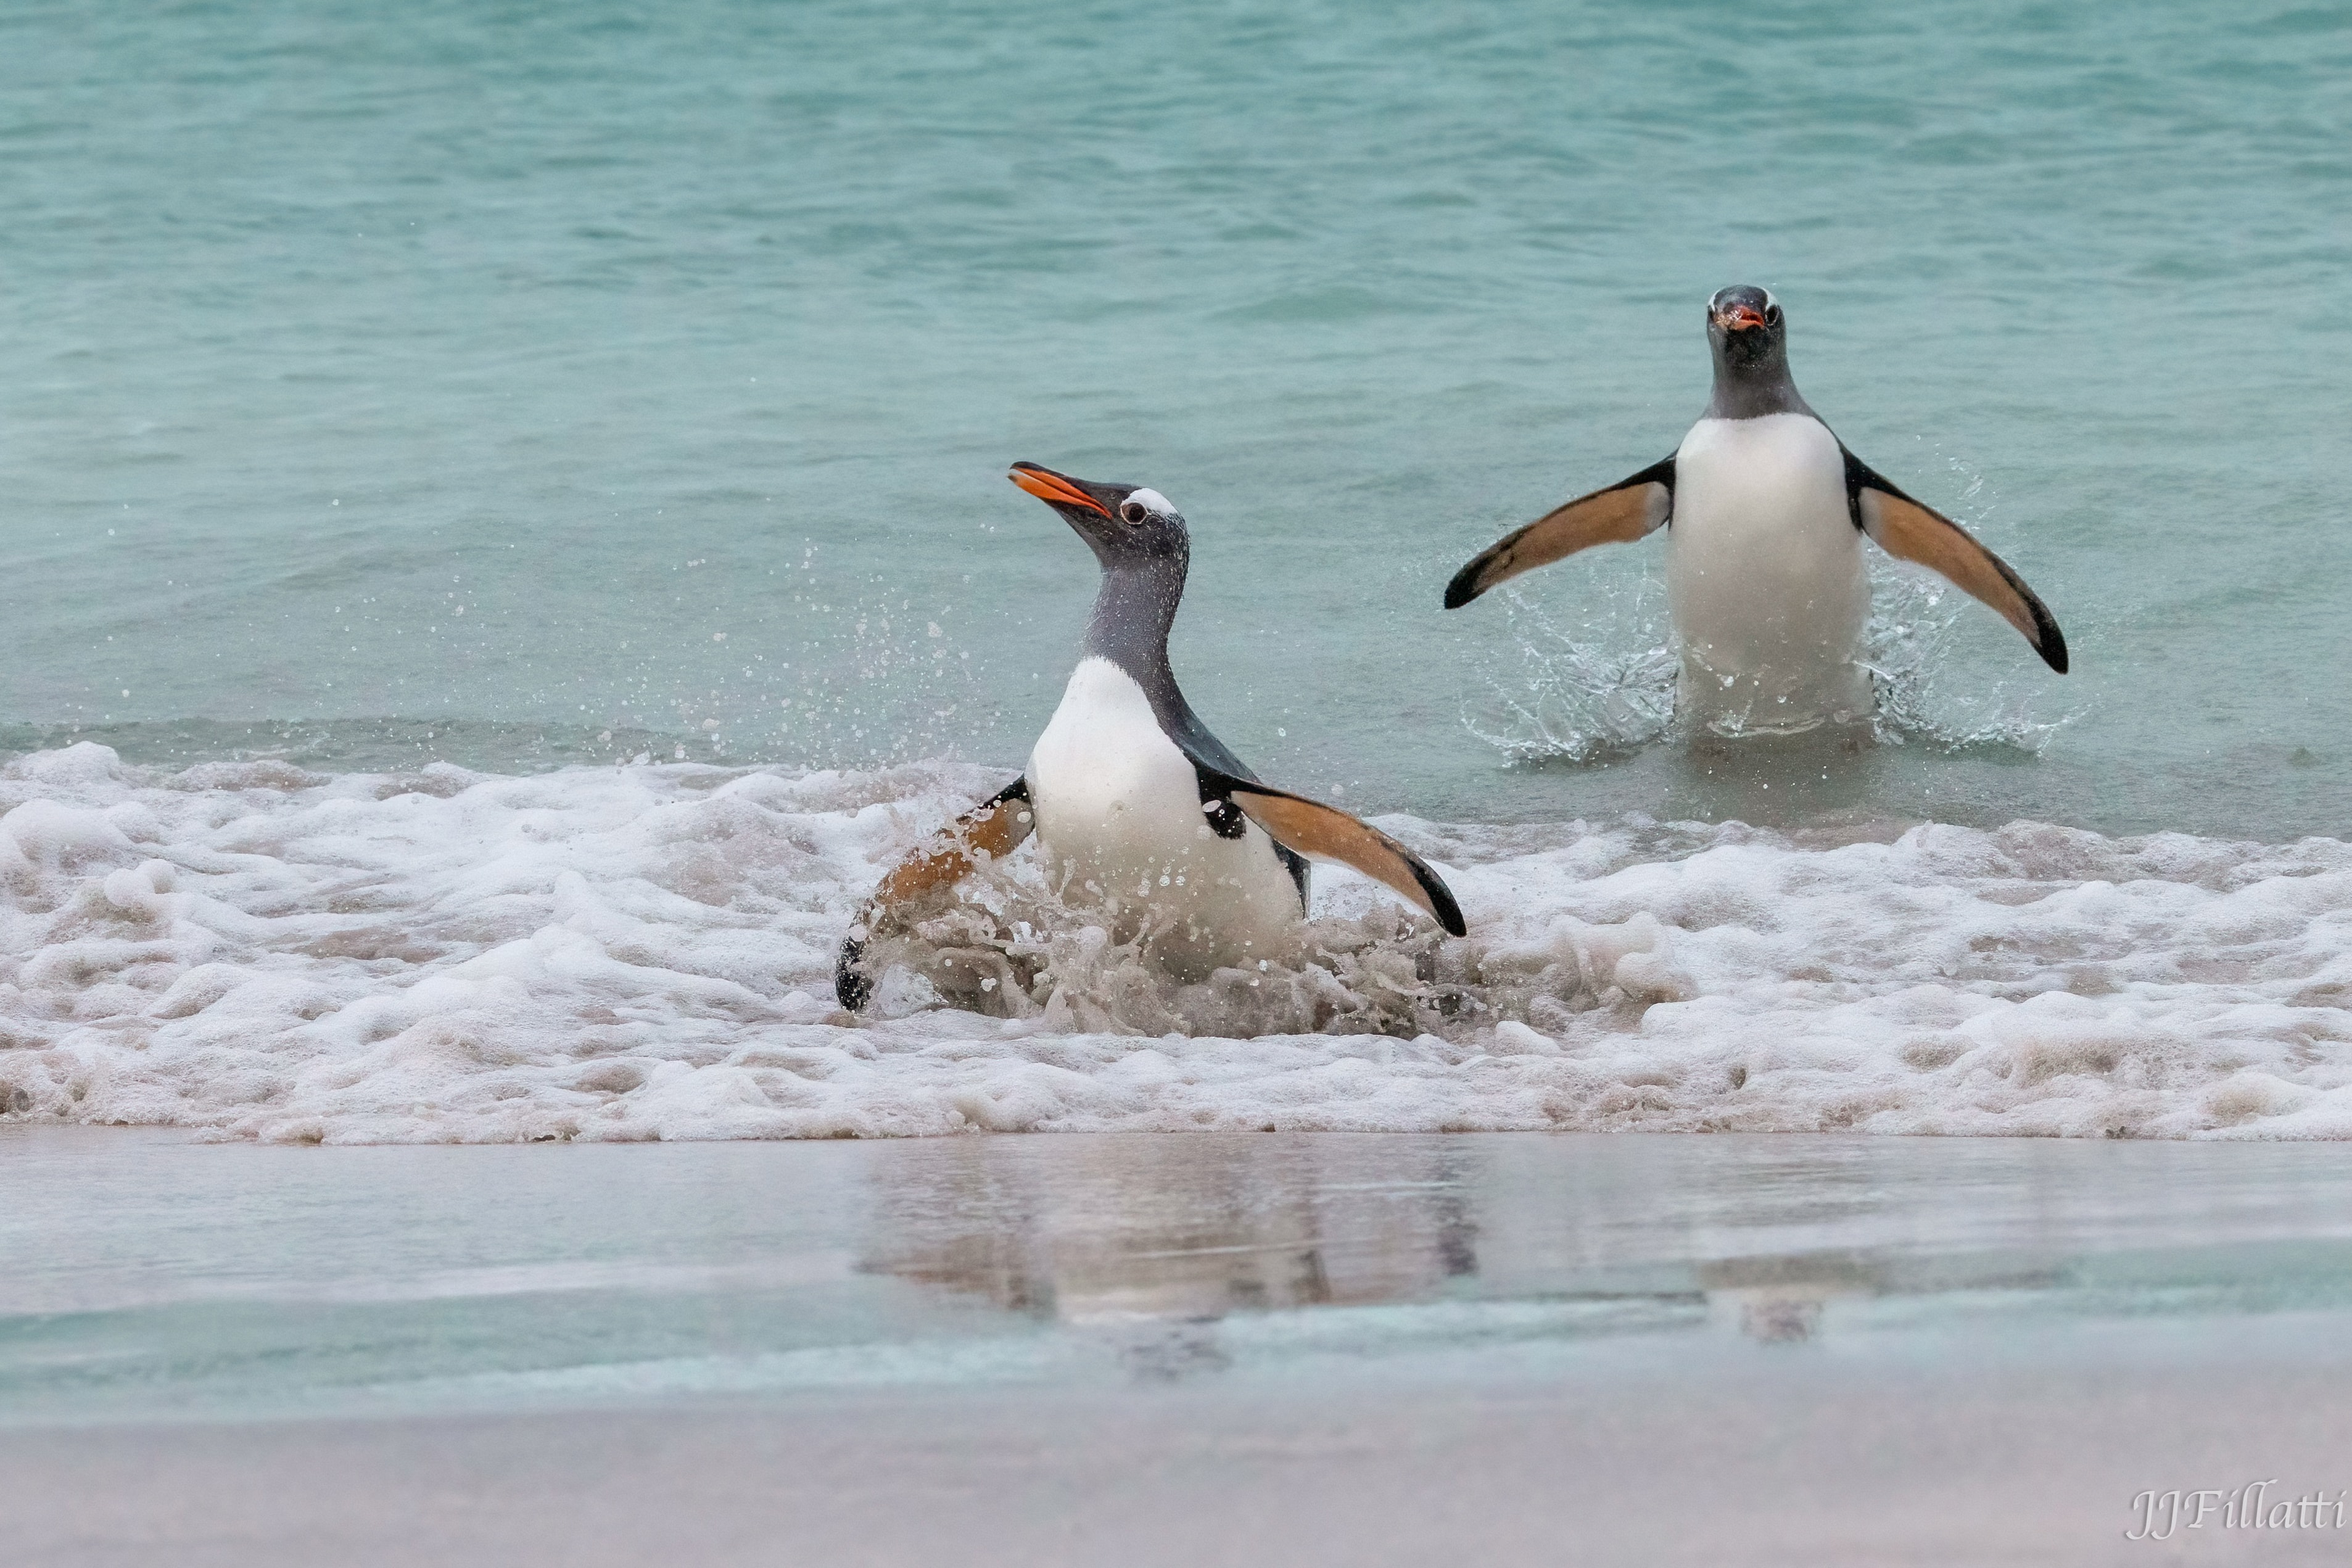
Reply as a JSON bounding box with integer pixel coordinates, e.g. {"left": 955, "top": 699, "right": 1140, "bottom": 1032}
{"left": 834, "top": 933, "right": 873, "bottom": 1013}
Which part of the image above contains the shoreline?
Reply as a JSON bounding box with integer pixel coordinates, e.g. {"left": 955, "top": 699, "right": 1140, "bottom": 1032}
{"left": 10, "top": 1128, "right": 2352, "bottom": 1565}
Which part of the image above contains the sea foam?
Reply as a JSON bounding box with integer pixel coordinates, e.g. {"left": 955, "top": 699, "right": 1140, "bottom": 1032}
{"left": 3, "top": 742, "right": 2349, "bottom": 1143}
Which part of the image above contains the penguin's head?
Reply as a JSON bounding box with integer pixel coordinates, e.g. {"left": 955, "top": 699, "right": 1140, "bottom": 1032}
{"left": 1706, "top": 284, "right": 1786, "bottom": 371}
{"left": 1007, "top": 462, "right": 1189, "bottom": 569}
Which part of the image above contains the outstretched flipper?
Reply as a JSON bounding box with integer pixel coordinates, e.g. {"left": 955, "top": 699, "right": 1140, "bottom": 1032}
{"left": 1845, "top": 449, "right": 2068, "bottom": 674}
{"left": 835, "top": 777, "right": 1034, "bottom": 1012}
{"left": 1443, "top": 458, "right": 1675, "bottom": 609}
{"left": 1197, "top": 767, "right": 1467, "bottom": 937}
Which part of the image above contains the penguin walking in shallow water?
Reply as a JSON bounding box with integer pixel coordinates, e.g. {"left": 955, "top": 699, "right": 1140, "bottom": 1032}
{"left": 1445, "top": 286, "right": 2067, "bottom": 733}
{"left": 836, "top": 463, "right": 1466, "bottom": 1011}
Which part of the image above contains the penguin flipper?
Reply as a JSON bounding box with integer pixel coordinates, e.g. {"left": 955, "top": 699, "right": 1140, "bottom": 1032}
{"left": 1199, "top": 770, "right": 1467, "bottom": 937}
{"left": 1844, "top": 450, "right": 2068, "bottom": 674}
{"left": 1443, "top": 457, "right": 1675, "bottom": 608}
{"left": 835, "top": 777, "right": 1033, "bottom": 1012}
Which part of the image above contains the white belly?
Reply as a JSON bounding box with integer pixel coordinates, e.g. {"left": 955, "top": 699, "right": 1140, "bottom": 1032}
{"left": 1667, "top": 413, "right": 1873, "bottom": 733}
{"left": 1026, "top": 658, "right": 1303, "bottom": 976}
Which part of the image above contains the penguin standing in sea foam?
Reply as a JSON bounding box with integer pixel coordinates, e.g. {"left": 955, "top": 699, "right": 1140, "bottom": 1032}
{"left": 836, "top": 463, "right": 1465, "bottom": 1011}
{"left": 1445, "top": 287, "right": 2067, "bottom": 733}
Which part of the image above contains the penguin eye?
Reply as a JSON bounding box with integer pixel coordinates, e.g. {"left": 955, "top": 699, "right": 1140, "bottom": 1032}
{"left": 1118, "top": 499, "right": 1150, "bottom": 526}
{"left": 1765, "top": 303, "right": 1782, "bottom": 325}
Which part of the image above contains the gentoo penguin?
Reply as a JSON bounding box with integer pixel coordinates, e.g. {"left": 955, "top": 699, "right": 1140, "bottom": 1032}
{"left": 1445, "top": 286, "right": 2066, "bottom": 733}
{"left": 835, "top": 463, "right": 1467, "bottom": 1011}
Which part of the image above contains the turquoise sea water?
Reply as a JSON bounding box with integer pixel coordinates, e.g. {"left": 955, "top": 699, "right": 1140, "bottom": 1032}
{"left": 2, "top": 0, "right": 2348, "bottom": 835}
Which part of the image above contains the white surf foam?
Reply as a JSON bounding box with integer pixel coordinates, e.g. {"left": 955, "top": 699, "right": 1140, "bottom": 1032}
{"left": 3, "top": 742, "right": 2349, "bottom": 1143}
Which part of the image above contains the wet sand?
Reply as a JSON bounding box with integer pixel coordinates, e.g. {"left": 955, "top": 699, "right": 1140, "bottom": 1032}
{"left": 6, "top": 1128, "right": 2352, "bottom": 1564}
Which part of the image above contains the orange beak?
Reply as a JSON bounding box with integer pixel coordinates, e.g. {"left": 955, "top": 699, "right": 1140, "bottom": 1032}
{"left": 1715, "top": 303, "right": 1768, "bottom": 332}
{"left": 1009, "top": 463, "right": 1110, "bottom": 516}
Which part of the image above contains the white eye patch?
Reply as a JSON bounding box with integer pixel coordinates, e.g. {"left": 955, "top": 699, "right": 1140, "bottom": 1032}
{"left": 1123, "top": 487, "right": 1173, "bottom": 518}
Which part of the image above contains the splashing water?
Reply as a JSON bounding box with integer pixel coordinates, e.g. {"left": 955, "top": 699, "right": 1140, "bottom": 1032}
{"left": 855, "top": 846, "right": 1687, "bottom": 1043}
{"left": 1461, "top": 573, "right": 1680, "bottom": 763}
{"left": 1463, "top": 540, "right": 2083, "bottom": 762}
{"left": 1861, "top": 566, "right": 2081, "bottom": 754}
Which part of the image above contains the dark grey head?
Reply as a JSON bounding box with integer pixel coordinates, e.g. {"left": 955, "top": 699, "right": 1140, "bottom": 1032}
{"left": 1008, "top": 461, "right": 1189, "bottom": 571}
{"left": 1703, "top": 285, "right": 1810, "bottom": 420}
{"left": 1009, "top": 461, "right": 1191, "bottom": 678}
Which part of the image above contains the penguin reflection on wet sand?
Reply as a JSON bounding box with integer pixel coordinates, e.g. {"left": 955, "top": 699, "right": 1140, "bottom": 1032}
{"left": 836, "top": 463, "right": 1466, "bottom": 1012}
{"left": 1445, "top": 287, "right": 2067, "bottom": 734}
